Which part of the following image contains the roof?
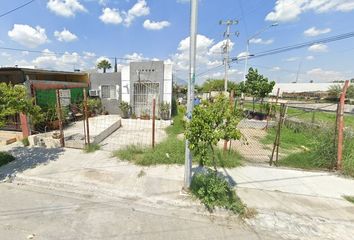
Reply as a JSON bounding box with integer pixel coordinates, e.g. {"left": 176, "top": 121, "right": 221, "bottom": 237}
{"left": 0, "top": 67, "right": 87, "bottom": 76}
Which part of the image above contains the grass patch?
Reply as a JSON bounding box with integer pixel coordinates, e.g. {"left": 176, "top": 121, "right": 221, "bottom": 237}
{"left": 190, "top": 169, "right": 245, "bottom": 215}
{"left": 84, "top": 144, "right": 101, "bottom": 153}
{"left": 262, "top": 126, "right": 314, "bottom": 150}
{"left": 0, "top": 152, "right": 15, "bottom": 167}
{"left": 343, "top": 195, "right": 354, "bottom": 204}
{"left": 115, "top": 141, "right": 243, "bottom": 167}
{"left": 114, "top": 105, "right": 243, "bottom": 167}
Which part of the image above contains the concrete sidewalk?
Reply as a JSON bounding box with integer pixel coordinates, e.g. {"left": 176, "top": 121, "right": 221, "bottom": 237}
{"left": 1, "top": 145, "right": 354, "bottom": 239}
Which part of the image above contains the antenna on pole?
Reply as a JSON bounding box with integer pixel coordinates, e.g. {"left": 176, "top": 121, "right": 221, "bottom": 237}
{"left": 219, "top": 19, "right": 239, "bottom": 93}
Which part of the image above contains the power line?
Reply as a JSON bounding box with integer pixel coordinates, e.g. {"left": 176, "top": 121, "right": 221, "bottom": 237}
{"left": 0, "top": 0, "right": 36, "bottom": 18}
{"left": 232, "top": 31, "right": 354, "bottom": 62}
{"left": 0, "top": 46, "right": 135, "bottom": 61}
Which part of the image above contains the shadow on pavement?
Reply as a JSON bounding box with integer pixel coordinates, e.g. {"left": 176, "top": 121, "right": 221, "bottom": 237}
{"left": 0, "top": 146, "right": 64, "bottom": 180}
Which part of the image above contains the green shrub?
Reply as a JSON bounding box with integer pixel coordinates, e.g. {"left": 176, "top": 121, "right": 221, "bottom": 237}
{"left": 190, "top": 169, "right": 245, "bottom": 215}
{"left": 22, "top": 137, "right": 30, "bottom": 147}
{"left": 0, "top": 152, "right": 15, "bottom": 167}
{"left": 84, "top": 144, "right": 101, "bottom": 153}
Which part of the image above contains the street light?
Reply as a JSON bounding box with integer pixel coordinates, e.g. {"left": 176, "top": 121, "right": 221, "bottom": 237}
{"left": 242, "top": 23, "right": 278, "bottom": 85}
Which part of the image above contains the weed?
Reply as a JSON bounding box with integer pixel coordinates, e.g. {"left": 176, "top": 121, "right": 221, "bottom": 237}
{"left": 22, "top": 137, "right": 30, "bottom": 147}
{"left": 0, "top": 152, "right": 15, "bottom": 167}
{"left": 190, "top": 169, "right": 245, "bottom": 215}
{"left": 84, "top": 144, "right": 101, "bottom": 153}
{"left": 137, "top": 170, "right": 146, "bottom": 178}
{"left": 343, "top": 195, "right": 354, "bottom": 204}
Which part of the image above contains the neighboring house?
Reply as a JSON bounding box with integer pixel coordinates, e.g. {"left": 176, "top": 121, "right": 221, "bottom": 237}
{"left": 89, "top": 72, "right": 121, "bottom": 114}
{"left": 0, "top": 67, "right": 89, "bottom": 136}
{"left": 89, "top": 61, "right": 173, "bottom": 117}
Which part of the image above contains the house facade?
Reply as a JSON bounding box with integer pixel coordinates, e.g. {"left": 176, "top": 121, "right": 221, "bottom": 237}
{"left": 89, "top": 61, "right": 173, "bottom": 117}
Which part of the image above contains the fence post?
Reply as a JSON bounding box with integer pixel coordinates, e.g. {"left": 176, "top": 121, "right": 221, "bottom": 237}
{"left": 55, "top": 89, "right": 65, "bottom": 147}
{"left": 82, "top": 88, "right": 87, "bottom": 146}
{"left": 270, "top": 103, "right": 286, "bottom": 166}
{"left": 83, "top": 88, "right": 90, "bottom": 146}
{"left": 152, "top": 98, "right": 156, "bottom": 149}
{"left": 337, "top": 80, "right": 349, "bottom": 170}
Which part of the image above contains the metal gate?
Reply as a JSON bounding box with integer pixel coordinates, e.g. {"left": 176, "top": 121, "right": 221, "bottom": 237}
{"left": 133, "top": 82, "right": 159, "bottom": 117}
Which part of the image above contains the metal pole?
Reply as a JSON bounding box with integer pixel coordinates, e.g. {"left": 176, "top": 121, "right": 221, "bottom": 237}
{"left": 224, "top": 25, "right": 230, "bottom": 93}
{"left": 152, "top": 98, "right": 156, "bottom": 149}
{"left": 56, "top": 89, "right": 65, "bottom": 147}
{"left": 184, "top": 0, "right": 198, "bottom": 189}
{"left": 337, "top": 80, "right": 349, "bottom": 170}
{"left": 83, "top": 88, "right": 90, "bottom": 145}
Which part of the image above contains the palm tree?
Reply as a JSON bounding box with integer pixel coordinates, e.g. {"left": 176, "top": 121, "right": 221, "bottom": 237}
{"left": 97, "top": 60, "right": 112, "bottom": 73}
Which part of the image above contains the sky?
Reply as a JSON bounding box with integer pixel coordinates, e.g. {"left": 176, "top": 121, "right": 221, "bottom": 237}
{"left": 0, "top": 0, "right": 354, "bottom": 84}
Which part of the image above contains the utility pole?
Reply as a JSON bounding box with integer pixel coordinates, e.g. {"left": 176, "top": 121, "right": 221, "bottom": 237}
{"left": 184, "top": 0, "right": 198, "bottom": 189}
{"left": 219, "top": 19, "right": 238, "bottom": 93}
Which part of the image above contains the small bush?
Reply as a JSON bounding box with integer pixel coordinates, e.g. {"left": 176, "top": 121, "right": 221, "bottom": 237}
{"left": 84, "top": 144, "right": 101, "bottom": 153}
{"left": 22, "top": 137, "right": 30, "bottom": 147}
{"left": 0, "top": 152, "right": 15, "bottom": 167}
{"left": 343, "top": 195, "right": 354, "bottom": 204}
{"left": 190, "top": 169, "right": 245, "bottom": 215}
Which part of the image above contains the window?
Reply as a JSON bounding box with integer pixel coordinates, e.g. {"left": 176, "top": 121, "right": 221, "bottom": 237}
{"left": 101, "top": 85, "right": 116, "bottom": 99}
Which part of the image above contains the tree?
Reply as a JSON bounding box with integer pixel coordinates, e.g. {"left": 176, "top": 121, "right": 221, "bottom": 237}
{"left": 200, "top": 79, "right": 238, "bottom": 93}
{"left": 328, "top": 84, "right": 354, "bottom": 100}
{"left": 0, "top": 83, "right": 42, "bottom": 128}
{"left": 185, "top": 94, "right": 242, "bottom": 171}
{"left": 242, "top": 67, "right": 275, "bottom": 112}
{"left": 97, "top": 59, "right": 112, "bottom": 73}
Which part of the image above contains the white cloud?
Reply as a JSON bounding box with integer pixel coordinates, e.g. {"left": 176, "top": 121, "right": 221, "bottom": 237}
{"left": 32, "top": 49, "right": 86, "bottom": 70}
{"left": 8, "top": 24, "right": 48, "bottom": 48}
{"left": 249, "top": 38, "right": 274, "bottom": 45}
{"left": 143, "top": 19, "right": 170, "bottom": 30}
{"left": 83, "top": 51, "right": 96, "bottom": 59}
{"left": 306, "top": 55, "right": 314, "bottom": 60}
{"left": 266, "top": 0, "right": 354, "bottom": 22}
{"left": 236, "top": 51, "right": 250, "bottom": 59}
{"left": 124, "top": 0, "right": 150, "bottom": 26}
{"left": 54, "top": 28, "right": 78, "bottom": 42}
{"left": 47, "top": 0, "right": 87, "bottom": 17}
{"left": 99, "top": 8, "right": 123, "bottom": 24}
{"left": 285, "top": 57, "right": 299, "bottom": 62}
{"left": 308, "top": 43, "right": 328, "bottom": 52}
{"left": 22, "top": 51, "right": 29, "bottom": 56}
{"left": 271, "top": 66, "right": 281, "bottom": 71}
{"left": 95, "top": 56, "right": 111, "bottom": 65}
{"left": 1, "top": 52, "right": 11, "bottom": 59}
{"left": 304, "top": 27, "right": 331, "bottom": 37}
{"left": 124, "top": 52, "right": 147, "bottom": 62}
{"left": 307, "top": 68, "right": 345, "bottom": 82}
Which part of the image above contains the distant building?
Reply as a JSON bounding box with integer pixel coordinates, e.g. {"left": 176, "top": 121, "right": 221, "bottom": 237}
{"left": 272, "top": 82, "right": 344, "bottom": 98}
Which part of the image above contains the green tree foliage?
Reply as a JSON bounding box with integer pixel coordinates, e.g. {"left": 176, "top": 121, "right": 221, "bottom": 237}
{"left": 185, "top": 94, "right": 242, "bottom": 170}
{"left": 200, "top": 79, "right": 238, "bottom": 93}
{"left": 97, "top": 59, "right": 112, "bottom": 73}
{"left": 0, "top": 83, "right": 42, "bottom": 128}
{"left": 328, "top": 84, "right": 354, "bottom": 100}
{"left": 328, "top": 84, "right": 342, "bottom": 99}
{"left": 240, "top": 67, "right": 275, "bottom": 111}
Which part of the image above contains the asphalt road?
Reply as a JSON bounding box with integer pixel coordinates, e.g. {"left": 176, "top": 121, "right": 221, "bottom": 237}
{"left": 0, "top": 183, "right": 278, "bottom": 240}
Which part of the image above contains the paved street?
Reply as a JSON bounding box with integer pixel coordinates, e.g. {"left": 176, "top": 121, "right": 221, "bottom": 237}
{"left": 0, "top": 183, "right": 272, "bottom": 240}
{"left": 1, "top": 145, "right": 354, "bottom": 239}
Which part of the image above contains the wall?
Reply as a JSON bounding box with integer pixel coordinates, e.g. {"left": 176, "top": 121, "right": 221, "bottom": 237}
{"left": 129, "top": 61, "right": 165, "bottom": 105}
{"left": 89, "top": 72, "right": 121, "bottom": 114}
